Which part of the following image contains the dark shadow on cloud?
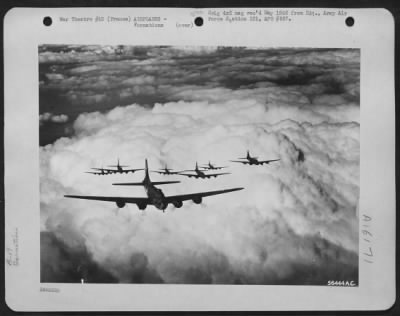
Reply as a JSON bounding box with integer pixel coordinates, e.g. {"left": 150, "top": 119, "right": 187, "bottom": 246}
{"left": 41, "top": 231, "right": 118, "bottom": 283}
{"left": 128, "top": 253, "right": 165, "bottom": 283}
{"left": 252, "top": 234, "right": 358, "bottom": 286}
{"left": 297, "top": 148, "right": 305, "bottom": 162}
{"left": 294, "top": 235, "right": 358, "bottom": 286}
{"left": 40, "top": 223, "right": 357, "bottom": 284}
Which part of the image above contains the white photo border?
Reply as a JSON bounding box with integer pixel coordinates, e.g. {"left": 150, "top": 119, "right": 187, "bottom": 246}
{"left": 4, "top": 7, "right": 395, "bottom": 311}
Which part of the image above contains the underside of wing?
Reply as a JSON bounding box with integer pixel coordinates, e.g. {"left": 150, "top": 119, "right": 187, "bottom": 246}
{"left": 205, "top": 172, "right": 230, "bottom": 177}
{"left": 124, "top": 168, "right": 144, "bottom": 172}
{"left": 230, "top": 160, "right": 249, "bottom": 164}
{"left": 91, "top": 168, "right": 109, "bottom": 172}
{"left": 165, "top": 187, "right": 244, "bottom": 203}
{"left": 64, "top": 195, "right": 150, "bottom": 205}
{"left": 178, "top": 173, "right": 199, "bottom": 178}
{"left": 113, "top": 180, "right": 180, "bottom": 186}
{"left": 259, "top": 159, "right": 280, "bottom": 165}
{"left": 152, "top": 171, "right": 165, "bottom": 174}
{"left": 99, "top": 168, "right": 117, "bottom": 173}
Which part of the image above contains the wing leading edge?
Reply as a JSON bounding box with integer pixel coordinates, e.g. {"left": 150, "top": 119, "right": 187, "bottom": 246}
{"left": 230, "top": 160, "right": 250, "bottom": 164}
{"left": 64, "top": 187, "right": 243, "bottom": 209}
{"left": 64, "top": 195, "right": 150, "bottom": 205}
{"left": 179, "top": 172, "right": 230, "bottom": 178}
{"left": 257, "top": 159, "right": 280, "bottom": 165}
{"left": 165, "top": 187, "right": 243, "bottom": 203}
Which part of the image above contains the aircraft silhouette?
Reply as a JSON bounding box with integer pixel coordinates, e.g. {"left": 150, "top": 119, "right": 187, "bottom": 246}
{"left": 91, "top": 158, "right": 144, "bottom": 175}
{"left": 179, "top": 162, "right": 230, "bottom": 179}
{"left": 201, "top": 161, "right": 227, "bottom": 170}
{"left": 231, "top": 150, "right": 280, "bottom": 165}
{"left": 152, "top": 164, "right": 182, "bottom": 175}
{"left": 65, "top": 159, "right": 243, "bottom": 212}
{"left": 85, "top": 167, "right": 110, "bottom": 175}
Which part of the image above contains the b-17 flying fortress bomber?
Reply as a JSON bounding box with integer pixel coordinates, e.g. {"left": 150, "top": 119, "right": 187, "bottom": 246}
{"left": 231, "top": 150, "right": 280, "bottom": 165}
{"left": 201, "top": 161, "right": 227, "bottom": 170}
{"left": 151, "top": 165, "right": 182, "bottom": 175}
{"left": 67, "top": 150, "right": 280, "bottom": 212}
{"left": 85, "top": 167, "right": 111, "bottom": 176}
{"left": 89, "top": 158, "right": 144, "bottom": 175}
{"left": 178, "top": 162, "right": 230, "bottom": 179}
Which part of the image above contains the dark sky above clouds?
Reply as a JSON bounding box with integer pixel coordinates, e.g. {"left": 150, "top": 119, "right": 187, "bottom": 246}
{"left": 39, "top": 46, "right": 359, "bottom": 285}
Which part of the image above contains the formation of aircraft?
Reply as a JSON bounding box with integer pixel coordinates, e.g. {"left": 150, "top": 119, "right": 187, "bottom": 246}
{"left": 65, "top": 159, "right": 243, "bottom": 212}
{"left": 178, "top": 162, "right": 230, "bottom": 179}
{"left": 85, "top": 151, "right": 280, "bottom": 178}
{"left": 89, "top": 158, "right": 143, "bottom": 175}
{"left": 68, "top": 151, "right": 280, "bottom": 212}
{"left": 231, "top": 150, "right": 280, "bottom": 165}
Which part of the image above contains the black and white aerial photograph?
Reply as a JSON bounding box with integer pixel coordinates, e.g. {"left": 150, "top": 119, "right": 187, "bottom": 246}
{"left": 39, "top": 45, "right": 360, "bottom": 285}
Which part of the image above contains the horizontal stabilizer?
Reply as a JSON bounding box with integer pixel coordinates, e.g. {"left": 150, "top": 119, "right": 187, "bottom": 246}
{"left": 113, "top": 182, "right": 144, "bottom": 186}
{"left": 150, "top": 181, "right": 180, "bottom": 185}
{"left": 113, "top": 181, "right": 180, "bottom": 186}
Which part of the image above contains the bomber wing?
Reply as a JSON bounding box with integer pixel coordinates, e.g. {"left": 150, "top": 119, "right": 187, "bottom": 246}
{"left": 151, "top": 170, "right": 181, "bottom": 175}
{"left": 164, "top": 187, "right": 244, "bottom": 203}
{"left": 177, "top": 173, "right": 200, "bottom": 178}
{"left": 92, "top": 167, "right": 117, "bottom": 173}
{"left": 203, "top": 172, "right": 230, "bottom": 178}
{"left": 152, "top": 171, "right": 168, "bottom": 175}
{"left": 177, "top": 173, "right": 230, "bottom": 178}
{"left": 230, "top": 160, "right": 250, "bottom": 164}
{"left": 85, "top": 171, "right": 108, "bottom": 175}
{"left": 257, "top": 159, "right": 280, "bottom": 165}
{"left": 113, "top": 180, "right": 180, "bottom": 186}
{"left": 178, "top": 172, "right": 230, "bottom": 178}
{"left": 110, "top": 168, "right": 144, "bottom": 173}
{"left": 121, "top": 168, "right": 145, "bottom": 173}
{"left": 64, "top": 195, "right": 150, "bottom": 205}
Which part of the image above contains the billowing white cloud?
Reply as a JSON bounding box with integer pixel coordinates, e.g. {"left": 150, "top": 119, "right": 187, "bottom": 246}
{"left": 39, "top": 46, "right": 359, "bottom": 284}
{"left": 40, "top": 98, "right": 359, "bottom": 284}
{"left": 39, "top": 46, "right": 359, "bottom": 111}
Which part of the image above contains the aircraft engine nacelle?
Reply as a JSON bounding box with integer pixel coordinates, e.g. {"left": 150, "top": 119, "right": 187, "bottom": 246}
{"left": 138, "top": 203, "right": 147, "bottom": 210}
{"left": 172, "top": 200, "right": 183, "bottom": 208}
{"left": 192, "top": 196, "right": 202, "bottom": 204}
{"left": 116, "top": 200, "right": 126, "bottom": 208}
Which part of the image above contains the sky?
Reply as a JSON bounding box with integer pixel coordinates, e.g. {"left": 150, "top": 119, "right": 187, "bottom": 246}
{"left": 39, "top": 45, "right": 360, "bottom": 284}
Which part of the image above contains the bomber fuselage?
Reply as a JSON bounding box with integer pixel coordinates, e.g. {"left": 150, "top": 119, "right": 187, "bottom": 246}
{"left": 143, "top": 178, "right": 167, "bottom": 210}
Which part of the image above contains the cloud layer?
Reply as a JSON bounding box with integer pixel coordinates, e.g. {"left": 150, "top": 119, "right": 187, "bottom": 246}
{"left": 40, "top": 46, "right": 359, "bottom": 285}
{"left": 39, "top": 46, "right": 359, "bottom": 144}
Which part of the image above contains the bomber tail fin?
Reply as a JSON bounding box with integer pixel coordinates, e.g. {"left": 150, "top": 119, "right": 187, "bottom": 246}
{"left": 145, "top": 159, "right": 149, "bottom": 179}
